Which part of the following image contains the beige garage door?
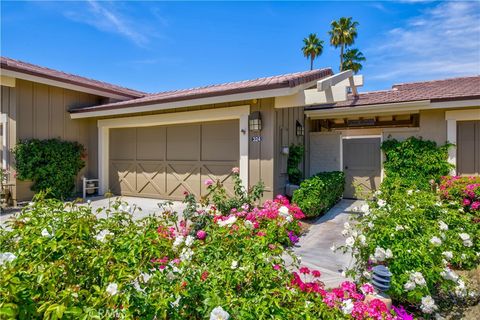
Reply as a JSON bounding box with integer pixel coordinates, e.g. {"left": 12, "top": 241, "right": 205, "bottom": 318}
{"left": 457, "top": 120, "right": 480, "bottom": 175}
{"left": 109, "top": 120, "right": 239, "bottom": 200}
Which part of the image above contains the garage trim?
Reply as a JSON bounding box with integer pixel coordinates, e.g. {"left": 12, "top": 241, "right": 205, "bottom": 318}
{"left": 446, "top": 109, "right": 480, "bottom": 175}
{"left": 98, "top": 105, "right": 250, "bottom": 194}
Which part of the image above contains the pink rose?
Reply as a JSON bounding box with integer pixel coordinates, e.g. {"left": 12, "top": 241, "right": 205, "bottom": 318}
{"left": 204, "top": 179, "right": 214, "bottom": 187}
{"left": 273, "top": 264, "right": 281, "bottom": 270}
{"left": 196, "top": 230, "right": 207, "bottom": 240}
{"left": 463, "top": 198, "right": 471, "bottom": 206}
{"left": 231, "top": 167, "right": 240, "bottom": 174}
{"left": 471, "top": 201, "right": 480, "bottom": 211}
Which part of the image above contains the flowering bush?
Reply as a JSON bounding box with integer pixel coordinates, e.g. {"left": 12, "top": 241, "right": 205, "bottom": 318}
{"left": 0, "top": 189, "right": 406, "bottom": 319}
{"left": 340, "top": 188, "right": 480, "bottom": 316}
{"left": 439, "top": 176, "right": 480, "bottom": 214}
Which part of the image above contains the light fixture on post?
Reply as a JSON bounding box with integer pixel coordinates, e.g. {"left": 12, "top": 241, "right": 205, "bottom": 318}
{"left": 296, "top": 120, "right": 304, "bottom": 136}
{"left": 249, "top": 111, "right": 262, "bottom": 131}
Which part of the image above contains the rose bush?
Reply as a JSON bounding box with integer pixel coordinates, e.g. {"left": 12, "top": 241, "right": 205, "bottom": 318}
{"left": 339, "top": 187, "right": 480, "bottom": 316}
{"left": 439, "top": 176, "right": 480, "bottom": 214}
{"left": 0, "top": 174, "right": 406, "bottom": 319}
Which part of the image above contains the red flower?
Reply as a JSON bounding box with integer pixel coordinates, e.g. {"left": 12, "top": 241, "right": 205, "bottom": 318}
{"left": 312, "top": 270, "right": 321, "bottom": 278}
{"left": 201, "top": 271, "right": 209, "bottom": 281}
{"left": 299, "top": 266, "right": 310, "bottom": 274}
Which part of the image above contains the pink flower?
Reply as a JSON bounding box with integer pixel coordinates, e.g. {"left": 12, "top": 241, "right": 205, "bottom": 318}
{"left": 204, "top": 179, "right": 214, "bottom": 187}
{"left": 471, "top": 201, "right": 480, "bottom": 211}
{"left": 201, "top": 271, "right": 209, "bottom": 281}
{"left": 299, "top": 266, "right": 310, "bottom": 274}
{"left": 360, "top": 283, "right": 375, "bottom": 295}
{"left": 273, "top": 264, "right": 281, "bottom": 270}
{"left": 463, "top": 198, "right": 471, "bottom": 206}
{"left": 312, "top": 270, "right": 321, "bottom": 278}
{"left": 196, "top": 230, "right": 207, "bottom": 240}
{"left": 232, "top": 167, "right": 240, "bottom": 174}
{"left": 256, "top": 231, "right": 266, "bottom": 237}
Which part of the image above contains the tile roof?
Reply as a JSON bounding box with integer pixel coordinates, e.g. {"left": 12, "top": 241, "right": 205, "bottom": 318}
{"left": 1, "top": 56, "right": 145, "bottom": 98}
{"left": 313, "top": 75, "right": 480, "bottom": 109}
{"left": 71, "top": 68, "right": 333, "bottom": 113}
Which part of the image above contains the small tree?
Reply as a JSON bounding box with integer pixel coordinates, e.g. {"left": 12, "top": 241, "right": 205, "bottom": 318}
{"left": 342, "top": 48, "right": 366, "bottom": 74}
{"left": 328, "top": 17, "right": 359, "bottom": 71}
{"left": 301, "top": 33, "right": 324, "bottom": 70}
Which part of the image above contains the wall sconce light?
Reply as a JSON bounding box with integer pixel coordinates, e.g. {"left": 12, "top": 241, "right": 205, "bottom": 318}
{"left": 296, "top": 120, "right": 304, "bottom": 136}
{"left": 249, "top": 111, "right": 262, "bottom": 131}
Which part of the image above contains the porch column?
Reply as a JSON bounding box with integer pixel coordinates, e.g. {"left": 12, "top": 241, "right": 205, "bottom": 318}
{"left": 98, "top": 126, "right": 109, "bottom": 195}
{"left": 239, "top": 113, "right": 249, "bottom": 189}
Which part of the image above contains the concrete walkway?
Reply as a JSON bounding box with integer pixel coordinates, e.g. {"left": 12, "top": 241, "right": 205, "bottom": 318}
{"left": 292, "top": 199, "right": 364, "bottom": 288}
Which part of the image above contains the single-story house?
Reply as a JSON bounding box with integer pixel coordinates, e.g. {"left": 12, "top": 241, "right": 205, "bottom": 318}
{"left": 1, "top": 56, "right": 479, "bottom": 202}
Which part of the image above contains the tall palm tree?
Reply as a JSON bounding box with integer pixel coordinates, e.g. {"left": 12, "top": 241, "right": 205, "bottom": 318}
{"left": 342, "top": 48, "right": 366, "bottom": 74}
{"left": 328, "top": 17, "right": 359, "bottom": 71}
{"left": 301, "top": 33, "right": 324, "bottom": 70}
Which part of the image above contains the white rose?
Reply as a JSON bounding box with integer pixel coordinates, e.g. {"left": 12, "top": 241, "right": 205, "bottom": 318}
{"left": 395, "top": 225, "right": 405, "bottom": 231}
{"left": 404, "top": 281, "right": 416, "bottom": 291}
{"left": 173, "top": 235, "right": 185, "bottom": 249}
{"left": 231, "top": 260, "right": 238, "bottom": 269}
{"left": 218, "top": 216, "right": 237, "bottom": 227}
{"left": 185, "top": 235, "right": 195, "bottom": 247}
{"left": 459, "top": 233, "right": 470, "bottom": 241}
{"left": 95, "top": 229, "right": 113, "bottom": 243}
{"left": 407, "top": 190, "right": 413, "bottom": 195}
{"left": 374, "top": 247, "right": 386, "bottom": 262}
{"left": 210, "top": 306, "right": 230, "bottom": 320}
{"left": 341, "top": 299, "right": 354, "bottom": 315}
{"left": 420, "top": 296, "right": 437, "bottom": 314}
{"left": 345, "top": 236, "right": 355, "bottom": 247}
{"left": 180, "top": 248, "right": 194, "bottom": 262}
{"left": 358, "top": 234, "right": 366, "bottom": 246}
{"left": 463, "top": 240, "right": 473, "bottom": 247}
{"left": 430, "top": 236, "right": 442, "bottom": 246}
{"left": 0, "top": 252, "right": 16, "bottom": 266}
{"left": 377, "top": 199, "right": 386, "bottom": 207}
{"left": 442, "top": 251, "right": 453, "bottom": 260}
{"left": 410, "top": 271, "right": 426, "bottom": 286}
{"left": 360, "top": 204, "right": 370, "bottom": 214}
{"left": 41, "top": 228, "right": 53, "bottom": 238}
{"left": 278, "top": 206, "right": 290, "bottom": 216}
{"left": 440, "top": 267, "right": 458, "bottom": 282}
{"left": 244, "top": 220, "right": 254, "bottom": 229}
{"left": 438, "top": 221, "right": 448, "bottom": 231}
{"left": 106, "top": 283, "right": 118, "bottom": 296}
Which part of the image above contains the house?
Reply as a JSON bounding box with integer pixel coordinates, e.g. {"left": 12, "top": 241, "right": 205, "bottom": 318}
{"left": 1, "top": 56, "right": 479, "bottom": 203}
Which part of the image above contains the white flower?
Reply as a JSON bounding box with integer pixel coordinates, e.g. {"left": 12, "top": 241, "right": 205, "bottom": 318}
{"left": 341, "top": 299, "right": 354, "bottom": 315}
{"left": 367, "top": 222, "right": 374, "bottom": 229}
{"left": 140, "top": 272, "right": 152, "bottom": 283}
{"left": 106, "top": 283, "right": 118, "bottom": 296}
{"left": 173, "top": 235, "right": 185, "bottom": 249}
{"left": 440, "top": 267, "right": 458, "bottom": 281}
{"left": 95, "top": 229, "right": 113, "bottom": 243}
{"left": 180, "top": 248, "right": 194, "bottom": 262}
{"left": 344, "top": 222, "right": 351, "bottom": 230}
{"left": 0, "top": 252, "right": 16, "bottom": 266}
{"left": 430, "top": 236, "right": 442, "bottom": 246}
{"left": 459, "top": 233, "right": 470, "bottom": 241}
{"left": 404, "top": 281, "right": 416, "bottom": 291}
{"left": 461, "top": 253, "right": 467, "bottom": 260}
{"left": 455, "top": 280, "right": 467, "bottom": 297}
{"left": 244, "top": 220, "right": 254, "bottom": 229}
{"left": 363, "top": 271, "right": 372, "bottom": 279}
{"left": 438, "top": 221, "right": 448, "bottom": 231}
{"left": 358, "top": 234, "right": 366, "bottom": 246}
{"left": 185, "top": 235, "right": 195, "bottom": 247}
{"left": 369, "top": 254, "right": 377, "bottom": 264}
{"left": 410, "top": 271, "right": 426, "bottom": 286}
{"left": 377, "top": 199, "right": 386, "bottom": 207}
{"left": 442, "top": 251, "right": 453, "bottom": 260}
{"left": 374, "top": 190, "right": 382, "bottom": 196}
{"left": 395, "top": 225, "right": 405, "bottom": 231}
{"left": 463, "top": 239, "right": 473, "bottom": 247}
{"left": 345, "top": 236, "right": 355, "bottom": 247}
{"left": 231, "top": 260, "right": 238, "bottom": 269}
{"left": 385, "top": 249, "right": 393, "bottom": 259}
{"left": 360, "top": 203, "right": 370, "bottom": 215}
{"left": 41, "top": 228, "right": 53, "bottom": 238}
{"left": 341, "top": 229, "right": 350, "bottom": 237}
{"left": 170, "top": 296, "right": 181, "bottom": 308}
{"left": 421, "top": 296, "right": 437, "bottom": 314}
{"left": 210, "top": 306, "right": 230, "bottom": 320}
{"left": 132, "top": 280, "right": 144, "bottom": 293}
{"left": 278, "top": 206, "right": 289, "bottom": 216}
{"left": 285, "top": 215, "right": 293, "bottom": 222}
{"left": 407, "top": 189, "right": 413, "bottom": 195}
{"left": 218, "top": 216, "right": 237, "bottom": 227}
{"left": 374, "top": 247, "right": 387, "bottom": 261}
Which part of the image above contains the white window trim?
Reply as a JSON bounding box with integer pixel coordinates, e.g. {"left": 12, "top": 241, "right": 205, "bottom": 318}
{"left": 97, "top": 105, "right": 250, "bottom": 194}
{"left": 1, "top": 113, "right": 7, "bottom": 170}
{"left": 445, "top": 109, "right": 480, "bottom": 175}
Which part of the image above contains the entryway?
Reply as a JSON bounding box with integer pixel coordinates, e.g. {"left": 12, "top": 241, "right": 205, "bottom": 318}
{"left": 342, "top": 137, "right": 381, "bottom": 199}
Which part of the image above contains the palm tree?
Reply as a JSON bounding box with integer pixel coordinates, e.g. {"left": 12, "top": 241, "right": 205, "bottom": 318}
{"left": 342, "top": 48, "right": 366, "bottom": 74}
{"left": 301, "top": 33, "right": 324, "bottom": 70}
{"left": 328, "top": 17, "right": 359, "bottom": 71}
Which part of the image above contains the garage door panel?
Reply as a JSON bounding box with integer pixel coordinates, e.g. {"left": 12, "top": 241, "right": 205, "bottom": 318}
{"left": 137, "top": 127, "right": 166, "bottom": 160}
{"left": 110, "top": 128, "right": 136, "bottom": 160}
{"left": 201, "top": 163, "right": 236, "bottom": 196}
{"left": 110, "top": 161, "right": 136, "bottom": 195}
{"left": 202, "top": 121, "right": 239, "bottom": 161}
{"left": 136, "top": 162, "right": 165, "bottom": 196}
{"left": 166, "top": 163, "right": 201, "bottom": 197}
{"left": 167, "top": 125, "right": 200, "bottom": 161}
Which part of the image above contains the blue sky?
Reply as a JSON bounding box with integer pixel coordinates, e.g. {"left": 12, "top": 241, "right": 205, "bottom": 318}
{"left": 1, "top": 1, "right": 479, "bottom": 93}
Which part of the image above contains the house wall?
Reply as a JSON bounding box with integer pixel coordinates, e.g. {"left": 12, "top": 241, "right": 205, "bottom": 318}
{"left": 273, "top": 106, "right": 304, "bottom": 195}
{"left": 2, "top": 79, "right": 102, "bottom": 202}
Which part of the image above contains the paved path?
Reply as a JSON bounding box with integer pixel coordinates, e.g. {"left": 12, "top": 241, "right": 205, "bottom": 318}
{"left": 291, "top": 199, "right": 364, "bottom": 288}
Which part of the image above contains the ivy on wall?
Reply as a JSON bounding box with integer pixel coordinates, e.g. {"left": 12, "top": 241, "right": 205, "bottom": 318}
{"left": 13, "top": 139, "right": 85, "bottom": 199}
{"left": 287, "top": 144, "right": 305, "bottom": 185}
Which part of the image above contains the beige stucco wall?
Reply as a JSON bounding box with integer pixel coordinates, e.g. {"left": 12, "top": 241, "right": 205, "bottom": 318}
{"left": 1, "top": 79, "right": 102, "bottom": 202}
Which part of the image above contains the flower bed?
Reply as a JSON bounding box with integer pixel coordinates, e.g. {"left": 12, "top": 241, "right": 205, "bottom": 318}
{"left": 0, "top": 171, "right": 406, "bottom": 319}
{"left": 440, "top": 176, "right": 480, "bottom": 214}
{"left": 292, "top": 171, "right": 345, "bottom": 218}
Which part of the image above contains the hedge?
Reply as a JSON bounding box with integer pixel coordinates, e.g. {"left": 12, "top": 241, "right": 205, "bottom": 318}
{"left": 292, "top": 171, "right": 345, "bottom": 218}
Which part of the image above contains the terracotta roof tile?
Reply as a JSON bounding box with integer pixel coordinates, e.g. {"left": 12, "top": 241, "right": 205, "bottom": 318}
{"left": 71, "top": 68, "right": 333, "bottom": 113}
{"left": 1, "top": 56, "right": 145, "bottom": 98}
{"left": 320, "top": 76, "right": 480, "bottom": 109}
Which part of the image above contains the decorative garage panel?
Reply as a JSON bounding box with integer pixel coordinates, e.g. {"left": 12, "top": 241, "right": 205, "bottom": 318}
{"left": 109, "top": 120, "right": 239, "bottom": 200}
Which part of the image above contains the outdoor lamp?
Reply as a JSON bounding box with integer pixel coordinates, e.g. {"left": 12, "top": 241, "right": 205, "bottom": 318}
{"left": 365, "top": 265, "right": 393, "bottom": 309}
{"left": 296, "top": 120, "right": 304, "bottom": 136}
{"left": 249, "top": 111, "right": 262, "bottom": 131}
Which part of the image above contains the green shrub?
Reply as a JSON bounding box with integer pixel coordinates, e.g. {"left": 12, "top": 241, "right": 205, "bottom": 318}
{"left": 381, "top": 137, "right": 453, "bottom": 192}
{"left": 292, "top": 171, "right": 345, "bottom": 217}
{"left": 287, "top": 144, "right": 304, "bottom": 185}
{"left": 12, "top": 139, "right": 85, "bottom": 199}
